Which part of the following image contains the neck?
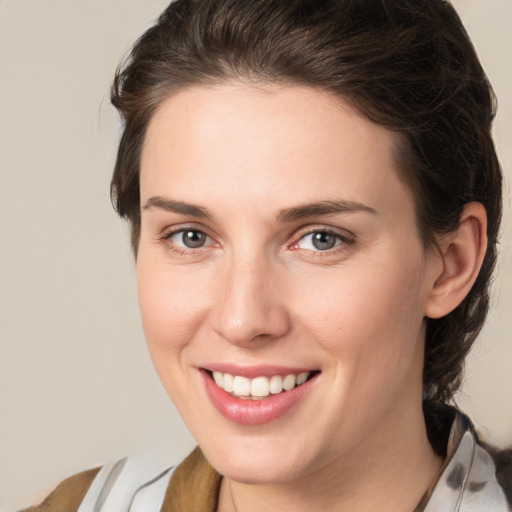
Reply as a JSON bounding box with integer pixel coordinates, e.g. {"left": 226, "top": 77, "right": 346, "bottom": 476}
{"left": 218, "top": 401, "right": 443, "bottom": 512}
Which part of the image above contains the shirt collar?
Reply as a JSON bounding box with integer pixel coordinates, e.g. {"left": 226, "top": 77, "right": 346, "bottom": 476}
{"left": 164, "top": 411, "right": 509, "bottom": 512}
{"left": 417, "top": 411, "right": 509, "bottom": 511}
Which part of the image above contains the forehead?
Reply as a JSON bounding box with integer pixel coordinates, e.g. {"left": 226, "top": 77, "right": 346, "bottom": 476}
{"left": 140, "top": 82, "right": 412, "bottom": 217}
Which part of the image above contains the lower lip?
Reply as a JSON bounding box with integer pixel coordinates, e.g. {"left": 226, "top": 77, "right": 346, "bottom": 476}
{"left": 201, "top": 370, "right": 317, "bottom": 425}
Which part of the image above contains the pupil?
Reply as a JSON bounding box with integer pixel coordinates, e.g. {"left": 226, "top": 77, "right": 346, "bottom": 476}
{"left": 183, "top": 230, "right": 205, "bottom": 248}
{"left": 312, "top": 232, "right": 336, "bottom": 250}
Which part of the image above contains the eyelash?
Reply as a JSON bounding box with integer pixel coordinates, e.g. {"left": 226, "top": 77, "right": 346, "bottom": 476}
{"left": 159, "top": 227, "right": 215, "bottom": 257}
{"left": 289, "top": 228, "right": 355, "bottom": 256}
{"left": 158, "top": 226, "right": 355, "bottom": 257}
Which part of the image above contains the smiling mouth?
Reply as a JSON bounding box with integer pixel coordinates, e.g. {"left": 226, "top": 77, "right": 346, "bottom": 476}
{"left": 205, "top": 370, "right": 319, "bottom": 400}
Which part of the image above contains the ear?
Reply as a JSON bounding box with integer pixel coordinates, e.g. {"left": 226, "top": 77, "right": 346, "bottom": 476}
{"left": 425, "top": 202, "right": 488, "bottom": 319}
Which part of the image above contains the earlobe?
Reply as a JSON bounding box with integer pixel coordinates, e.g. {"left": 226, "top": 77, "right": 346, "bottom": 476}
{"left": 425, "top": 202, "right": 488, "bottom": 319}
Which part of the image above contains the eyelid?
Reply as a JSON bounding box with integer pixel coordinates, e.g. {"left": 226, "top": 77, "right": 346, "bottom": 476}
{"left": 158, "top": 224, "right": 218, "bottom": 254}
{"left": 160, "top": 222, "right": 212, "bottom": 240}
{"left": 289, "top": 225, "right": 355, "bottom": 251}
{"left": 169, "top": 229, "right": 213, "bottom": 247}
{"left": 156, "top": 223, "right": 354, "bottom": 256}
{"left": 163, "top": 226, "right": 206, "bottom": 237}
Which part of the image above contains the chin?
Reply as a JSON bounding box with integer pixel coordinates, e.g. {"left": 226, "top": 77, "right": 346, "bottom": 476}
{"left": 214, "top": 456, "right": 304, "bottom": 485}
{"left": 199, "top": 433, "right": 319, "bottom": 484}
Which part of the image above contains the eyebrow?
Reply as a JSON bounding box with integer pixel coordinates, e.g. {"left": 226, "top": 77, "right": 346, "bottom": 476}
{"left": 143, "top": 196, "right": 377, "bottom": 222}
{"left": 276, "top": 200, "right": 377, "bottom": 222}
{"left": 143, "top": 196, "right": 213, "bottom": 220}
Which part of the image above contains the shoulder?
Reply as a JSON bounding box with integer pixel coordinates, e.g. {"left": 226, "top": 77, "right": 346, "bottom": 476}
{"left": 423, "top": 403, "right": 512, "bottom": 510}
{"left": 20, "top": 467, "right": 101, "bottom": 512}
{"left": 480, "top": 441, "right": 512, "bottom": 506}
{"left": 19, "top": 456, "right": 173, "bottom": 512}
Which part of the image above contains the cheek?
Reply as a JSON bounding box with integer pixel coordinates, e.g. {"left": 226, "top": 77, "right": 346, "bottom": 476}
{"left": 136, "top": 259, "right": 209, "bottom": 363}
{"left": 136, "top": 260, "right": 214, "bottom": 421}
{"left": 294, "top": 254, "right": 427, "bottom": 378}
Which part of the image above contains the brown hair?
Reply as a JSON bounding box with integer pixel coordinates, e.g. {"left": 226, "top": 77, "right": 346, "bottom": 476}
{"left": 110, "top": 0, "right": 502, "bottom": 405}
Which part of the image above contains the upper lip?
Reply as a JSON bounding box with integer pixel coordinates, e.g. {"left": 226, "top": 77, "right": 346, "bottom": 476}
{"left": 200, "top": 363, "right": 318, "bottom": 378}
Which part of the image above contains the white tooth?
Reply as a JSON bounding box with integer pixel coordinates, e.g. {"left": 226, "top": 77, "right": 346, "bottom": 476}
{"left": 269, "top": 375, "right": 283, "bottom": 394}
{"left": 233, "top": 376, "right": 251, "bottom": 396}
{"left": 283, "top": 374, "right": 296, "bottom": 391}
{"left": 251, "top": 377, "right": 270, "bottom": 397}
{"left": 296, "top": 372, "right": 310, "bottom": 385}
{"left": 212, "top": 371, "right": 224, "bottom": 387}
{"left": 223, "top": 373, "right": 234, "bottom": 393}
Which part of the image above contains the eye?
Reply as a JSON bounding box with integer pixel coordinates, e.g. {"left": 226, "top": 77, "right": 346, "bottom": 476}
{"left": 168, "top": 229, "right": 211, "bottom": 249}
{"left": 295, "top": 230, "right": 347, "bottom": 251}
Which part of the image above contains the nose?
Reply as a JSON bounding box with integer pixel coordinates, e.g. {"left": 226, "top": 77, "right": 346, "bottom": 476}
{"left": 212, "top": 255, "right": 290, "bottom": 347}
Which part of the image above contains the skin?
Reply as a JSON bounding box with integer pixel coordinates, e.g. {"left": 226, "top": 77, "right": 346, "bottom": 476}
{"left": 137, "top": 83, "right": 486, "bottom": 512}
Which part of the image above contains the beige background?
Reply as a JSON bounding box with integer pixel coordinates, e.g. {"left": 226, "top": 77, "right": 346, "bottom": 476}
{"left": 1, "top": 1, "right": 511, "bottom": 510}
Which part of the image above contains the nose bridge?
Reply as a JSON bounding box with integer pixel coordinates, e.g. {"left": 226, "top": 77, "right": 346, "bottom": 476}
{"left": 213, "top": 247, "right": 289, "bottom": 346}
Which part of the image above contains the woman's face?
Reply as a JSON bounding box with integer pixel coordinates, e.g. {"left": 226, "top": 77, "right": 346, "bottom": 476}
{"left": 137, "top": 83, "right": 441, "bottom": 483}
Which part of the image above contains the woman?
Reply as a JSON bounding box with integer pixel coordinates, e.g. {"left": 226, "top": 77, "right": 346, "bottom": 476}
{"left": 22, "top": 0, "right": 511, "bottom": 510}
